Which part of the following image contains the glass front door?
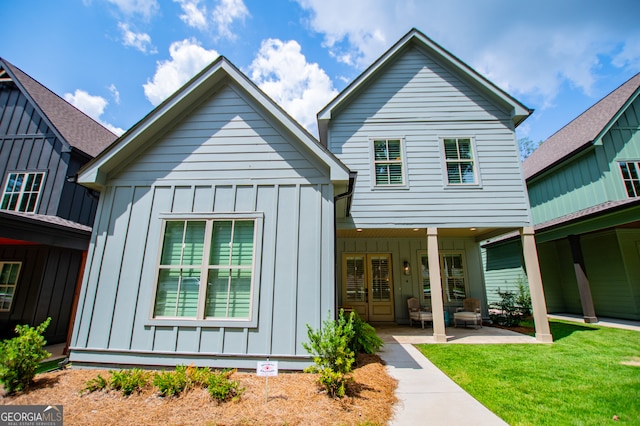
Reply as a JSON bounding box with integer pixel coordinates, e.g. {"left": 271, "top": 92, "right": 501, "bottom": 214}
{"left": 343, "top": 253, "right": 394, "bottom": 322}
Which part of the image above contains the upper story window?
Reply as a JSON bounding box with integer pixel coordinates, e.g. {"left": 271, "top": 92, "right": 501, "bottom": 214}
{"left": 0, "top": 262, "right": 21, "bottom": 312}
{"left": 372, "top": 138, "right": 406, "bottom": 187}
{"left": 619, "top": 161, "right": 640, "bottom": 197}
{"left": 443, "top": 138, "right": 477, "bottom": 185}
{"left": 153, "top": 216, "right": 260, "bottom": 324}
{"left": 1, "top": 172, "right": 45, "bottom": 213}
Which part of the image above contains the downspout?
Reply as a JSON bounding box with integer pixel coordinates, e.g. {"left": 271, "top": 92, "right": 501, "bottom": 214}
{"left": 332, "top": 171, "right": 357, "bottom": 319}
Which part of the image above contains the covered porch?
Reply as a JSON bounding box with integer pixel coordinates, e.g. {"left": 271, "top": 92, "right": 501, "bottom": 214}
{"left": 375, "top": 323, "right": 538, "bottom": 344}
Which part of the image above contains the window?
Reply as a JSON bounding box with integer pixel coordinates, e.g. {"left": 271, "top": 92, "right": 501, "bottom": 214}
{"left": 0, "top": 262, "right": 21, "bottom": 312}
{"left": 1, "top": 172, "right": 45, "bottom": 213}
{"left": 153, "top": 218, "right": 258, "bottom": 321}
{"left": 619, "top": 161, "right": 640, "bottom": 197}
{"left": 420, "top": 253, "right": 430, "bottom": 299}
{"left": 372, "top": 139, "right": 405, "bottom": 186}
{"left": 443, "top": 138, "right": 476, "bottom": 184}
{"left": 418, "top": 251, "right": 468, "bottom": 302}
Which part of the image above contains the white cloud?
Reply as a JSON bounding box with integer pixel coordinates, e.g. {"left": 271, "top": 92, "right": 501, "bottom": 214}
{"left": 64, "top": 89, "right": 125, "bottom": 136}
{"left": 118, "top": 22, "right": 157, "bottom": 54}
{"left": 174, "top": 0, "right": 208, "bottom": 30}
{"left": 295, "top": 0, "right": 640, "bottom": 109}
{"left": 249, "top": 38, "right": 338, "bottom": 134}
{"left": 107, "top": 0, "right": 159, "bottom": 20}
{"left": 109, "top": 84, "right": 120, "bottom": 104}
{"left": 212, "top": 0, "right": 249, "bottom": 40}
{"left": 143, "top": 39, "right": 219, "bottom": 106}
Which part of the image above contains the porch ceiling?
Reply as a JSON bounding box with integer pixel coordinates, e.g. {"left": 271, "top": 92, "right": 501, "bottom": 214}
{"left": 336, "top": 227, "right": 517, "bottom": 240}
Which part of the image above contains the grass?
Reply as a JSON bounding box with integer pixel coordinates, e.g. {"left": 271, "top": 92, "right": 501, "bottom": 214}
{"left": 35, "top": 358, "right": 63, "bottom": 374}
{"left": 416, "top": 321, "right": 640, "bottom": 425}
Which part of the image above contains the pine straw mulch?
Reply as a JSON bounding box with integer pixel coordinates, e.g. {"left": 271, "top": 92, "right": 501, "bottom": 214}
{"left": 1, "top": 354, "right": 397, "bottom": 426}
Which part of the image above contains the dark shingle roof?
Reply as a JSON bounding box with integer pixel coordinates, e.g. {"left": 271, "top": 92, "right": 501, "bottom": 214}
{"left": 1, "top": 58, "right": 117, "bottom": 157}
{"left": 523, "top": 72, "right": 640, "bottom": 180}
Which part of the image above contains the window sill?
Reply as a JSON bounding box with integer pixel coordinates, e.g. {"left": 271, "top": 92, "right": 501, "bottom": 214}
{"left": 147, "top": 317, "right": 258, "bottom": 328}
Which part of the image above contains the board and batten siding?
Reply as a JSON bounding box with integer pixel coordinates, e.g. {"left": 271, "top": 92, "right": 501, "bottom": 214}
{"left": 528, "top": 96, "right": 640, "bottom": 225}
{"left": 328, "top": 46, "right": 530, "bottom": 228}
{"left": 336, "top": 236, "right": 487, "bottom": 321}
{"left": 70, "top": 83, "right": 336, "bottom": 369}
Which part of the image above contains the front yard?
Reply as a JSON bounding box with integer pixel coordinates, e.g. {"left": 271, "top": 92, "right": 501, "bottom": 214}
{"left": 417, "top": 321, "right": 640, "bottom": 425}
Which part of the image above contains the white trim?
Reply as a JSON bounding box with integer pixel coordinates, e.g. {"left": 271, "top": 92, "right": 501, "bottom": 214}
{"left": 0, "top": 261, "right": 21, "bottom": 312}
{"left": 369, "top": 137, "right": 409, "bottom": 190}
{"left": 439, "top": 137, "right": 482, "bottom": 188}
{"left": 1, "top": 171, "right": 46, "bottom": 213}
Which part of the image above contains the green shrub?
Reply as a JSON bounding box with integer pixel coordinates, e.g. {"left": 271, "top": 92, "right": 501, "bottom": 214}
{"left": 350, "top": 312, "right": 383, "bottom": 355}
{"left": 153, "top": 368, "right": 188, "bottom": 397}
{"left": 490, "top": 276, "right": 533, "bottom": 327}
{"left": 207, "top": 369, "right": 244, "bottom": 402}
{"left": 303, "top": 310, "right": 355, "bottom": 398}
{"left": 0, "top": 317, "right": 51, "bottom": 394}
{"left": 81, "top": 373, "right": 108, "bottom": 394}
{"left": 109, "top": 368, "right": 150, "bottom": 396}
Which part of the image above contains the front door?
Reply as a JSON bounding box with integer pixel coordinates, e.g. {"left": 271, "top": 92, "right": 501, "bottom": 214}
{"left": 343, "top": 253, "right": 394, "bottom": 322}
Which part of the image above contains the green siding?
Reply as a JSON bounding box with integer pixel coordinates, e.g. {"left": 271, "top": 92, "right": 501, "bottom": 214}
{"left": 481, "top": 240, "right": 528, "bottom": 306}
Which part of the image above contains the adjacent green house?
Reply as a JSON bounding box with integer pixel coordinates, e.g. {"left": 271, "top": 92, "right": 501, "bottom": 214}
{"left": 484, "top": 72, "right": 640, "bottom": 322}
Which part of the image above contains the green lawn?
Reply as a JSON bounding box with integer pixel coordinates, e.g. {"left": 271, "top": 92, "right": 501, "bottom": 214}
{"left": 416, "top": 321, "right": 640, "bottom": 425}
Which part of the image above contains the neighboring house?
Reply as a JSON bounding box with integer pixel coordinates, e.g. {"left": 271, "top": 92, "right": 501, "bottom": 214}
{"left": 70, "top": 29, "right": 551, "bottom": 370}
{"left": 0, "top": 58, "right": 116, "bottom": 344}
{"left": 485, "top": 72, "right": 640, "bottom": 322}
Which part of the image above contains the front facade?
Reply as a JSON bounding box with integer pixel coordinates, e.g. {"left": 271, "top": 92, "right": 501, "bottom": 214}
{"left": 70, "top": 58, "right": 350, "bottom": 369}
{"left": 0, "top": 59, "right": 115, "bottom": 344}
{"left": 319, "top": 29, "right": 551, "bottom": 343}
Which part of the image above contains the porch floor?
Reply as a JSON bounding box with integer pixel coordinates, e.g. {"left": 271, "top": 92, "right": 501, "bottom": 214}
{"left": 375, "top": 324, "right": 537, "bottom": 344}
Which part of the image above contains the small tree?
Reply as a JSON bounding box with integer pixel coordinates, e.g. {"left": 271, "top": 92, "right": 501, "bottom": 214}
{"left": 303, "top": 310, "right": 355, "bottom": 398}
{"left": 0, "top": 317, "right": 51, "bottom": 394}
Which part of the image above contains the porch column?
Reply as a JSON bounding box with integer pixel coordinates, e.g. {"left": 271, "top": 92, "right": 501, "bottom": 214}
{"left": 427, "top": 228, "right": 447, "bottom": 343}
{"left": 568, "top": 235, "right": 598, "bottom": 323}
{"left": 520, "top": 227, "right": 553, "bottom": 343}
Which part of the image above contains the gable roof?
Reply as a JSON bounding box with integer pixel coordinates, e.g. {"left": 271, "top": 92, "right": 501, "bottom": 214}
{"left": 0, "top": 58, "right": 117, "bottom": 157}
{"left": 77, "top": 56, "right": 350, "bottom": 191}
{"left": 317, "top": 28, "right": 532, "bottom": 145}
{"left": 523, "top": 72, "right": 640, "bottom": 181}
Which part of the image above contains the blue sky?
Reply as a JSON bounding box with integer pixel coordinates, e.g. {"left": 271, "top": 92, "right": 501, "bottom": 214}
{"left": 3, "top": 0, "right": 640, "bottom": 148}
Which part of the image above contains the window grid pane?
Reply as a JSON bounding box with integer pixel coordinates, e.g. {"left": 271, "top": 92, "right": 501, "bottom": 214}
{"left": 154, "top": 219, "right": 255, "bottom": 320}
{"left": 444, "top": 139, "right": 475, "bottom": 184}
{"left": 0, "top": 262, "right": 21, "bottom": 312}
{"left": 1, "top": 172, "right": 45, "bottom": 213}
{"left": 620, "top": 162, "right": 640, "bottom": 197}
{"left": 373, "top": 139, "right": 404, "bottom": 186}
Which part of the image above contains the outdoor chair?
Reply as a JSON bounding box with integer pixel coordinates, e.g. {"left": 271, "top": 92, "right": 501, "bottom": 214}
{"left": 407, "top": 297, "right": 432, "bottom": 328}
{"left": 453, "top": 298, "right": 482, "bottom": 328}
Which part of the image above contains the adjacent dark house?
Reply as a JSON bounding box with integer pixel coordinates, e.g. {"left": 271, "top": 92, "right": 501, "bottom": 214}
{"left": 0, "top": 58, "right": 116, "bottom": 344}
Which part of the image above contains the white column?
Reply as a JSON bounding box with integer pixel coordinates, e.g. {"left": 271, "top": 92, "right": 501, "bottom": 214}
{"left": 520, "top": 227, "right": 553, "bottom": 343}
{"left": 427, "top": 228, "right": 447, "bottom": 343}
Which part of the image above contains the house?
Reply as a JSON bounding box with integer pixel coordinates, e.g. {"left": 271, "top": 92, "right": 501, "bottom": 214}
{"left": 69, "top": 29, "right": 551, "bottom": 370}
{"left": 0, "top": 58, "right": 116, "bottom": 345}
{"left": 485, "top": 72, "right": 640, "bottom": 322}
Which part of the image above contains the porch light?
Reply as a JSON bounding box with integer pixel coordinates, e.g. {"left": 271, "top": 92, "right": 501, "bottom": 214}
{"left": 403, "top": 261, "right": 411, "bottom": 275}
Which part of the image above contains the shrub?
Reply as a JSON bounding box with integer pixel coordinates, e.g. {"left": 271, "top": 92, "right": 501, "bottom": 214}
{"left": 207, "top": 369, "right": 244, "bottom": 402}
{"left": 490, "top": 277, "right": 533, "bottom": 327}
{"left": 81, "top": 373, "right": 108, "bottom": 394}
{"left": 109, "top": 368, "right": 150, "bottom": 396}
{"left": 350, "top": 312, "right": 383, "bottom": 355}
{"left": 0, "top": 317, "right": 51, "bottom": 394}
{"left": 303, "top": 310, "right": 355, "bottom": 398}
{"left": 153, "top": 367, "right": 188, "bottom": 397}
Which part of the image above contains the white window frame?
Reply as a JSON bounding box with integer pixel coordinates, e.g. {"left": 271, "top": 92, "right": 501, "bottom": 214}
{"left": 1, "top": 171, "right": 46, "bottom": 213}
{"left": 148, "top": 212, "right": 263, "bottom": 328}
{"left": 369, "top": 138, "right": 408, "bottom": 189}
{"left": 440, "top": 137, "right": 481, "bottom": 187}
{"left": 618, "top": 161, "right": 640, "bottom": 198}
{"left": 416, "top": 250, "right": 469, "bottom": 303}
{"left": 0, "top": 262, "right": 21, "bottom": 312}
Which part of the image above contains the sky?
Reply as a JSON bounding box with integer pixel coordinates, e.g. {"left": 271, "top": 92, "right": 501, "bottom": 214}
{"left": 2, "top": 0, "right": 640, "bottom": 149}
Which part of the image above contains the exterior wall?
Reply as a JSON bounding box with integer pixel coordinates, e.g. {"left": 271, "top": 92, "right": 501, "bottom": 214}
{"left": 528, "top": 96, "right": 640, "bottom": 224}
{"left": 617, "top": 229, "right": 640, "bottom": 319}
{"left": 481, "top": 240, "right": 528, "bottom": 306}
{"left": 328, "top": 46, "right": 531, "bottom": 229}
{"left": 0, "top": 83, "right": 98, "bottom": 224}
{"left": 70, "top": 83, "right": 335, "bottom": 369}
{"left": 0, "top": 244, "right": 83, "bottom": 344}
{"left": 336, "top": 236, "right": 486, "bottom": 323}
{"left": 537, "top": 239, "right": 581, "bottom": 314}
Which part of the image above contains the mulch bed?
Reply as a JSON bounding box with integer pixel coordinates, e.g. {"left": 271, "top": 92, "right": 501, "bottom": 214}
{"left": 1, "top": 354, "right": 397, "bottom": 426}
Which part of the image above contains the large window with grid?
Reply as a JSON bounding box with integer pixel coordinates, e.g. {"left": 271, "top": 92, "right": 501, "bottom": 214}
{"left": 619, "top": 161, "right": 640, "bottom": 198}
{"left": 0, "top": 262, "right": 21, "bottom": 312}
{"left": 153, "top": 217, "right": 260, "bottom": 322}
{"left": 372, "top": 139, "right": 406, "bottom": 186}
{"left": 443, "top": 138, "right": 477, "bottom": 185}
{"left": 1, "top": 172, "right": 45, "bottom": 213}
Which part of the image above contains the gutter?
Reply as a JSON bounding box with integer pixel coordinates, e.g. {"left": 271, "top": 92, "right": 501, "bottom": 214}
{"left": 334, "top": 171, "right": 357, "bottom": 217}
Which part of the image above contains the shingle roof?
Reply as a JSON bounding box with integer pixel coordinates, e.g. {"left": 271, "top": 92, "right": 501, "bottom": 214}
{"left": 523, "top": 72, "right": 640, "bottom": 180}
{"left": 0, "top": 210, "right": 92, "bottom": 233}
{"left": 0, "top": 58, "right": 117, "bottom": 157}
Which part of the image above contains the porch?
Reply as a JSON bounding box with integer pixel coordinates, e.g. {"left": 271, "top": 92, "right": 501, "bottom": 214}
{"left": 375, "top": 324, "right": 537, "bottom": 344}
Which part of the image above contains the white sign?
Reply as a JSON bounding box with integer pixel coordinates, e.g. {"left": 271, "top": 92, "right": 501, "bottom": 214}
{"left": 257, "top": 360, "right": 278, "bottom": 377}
